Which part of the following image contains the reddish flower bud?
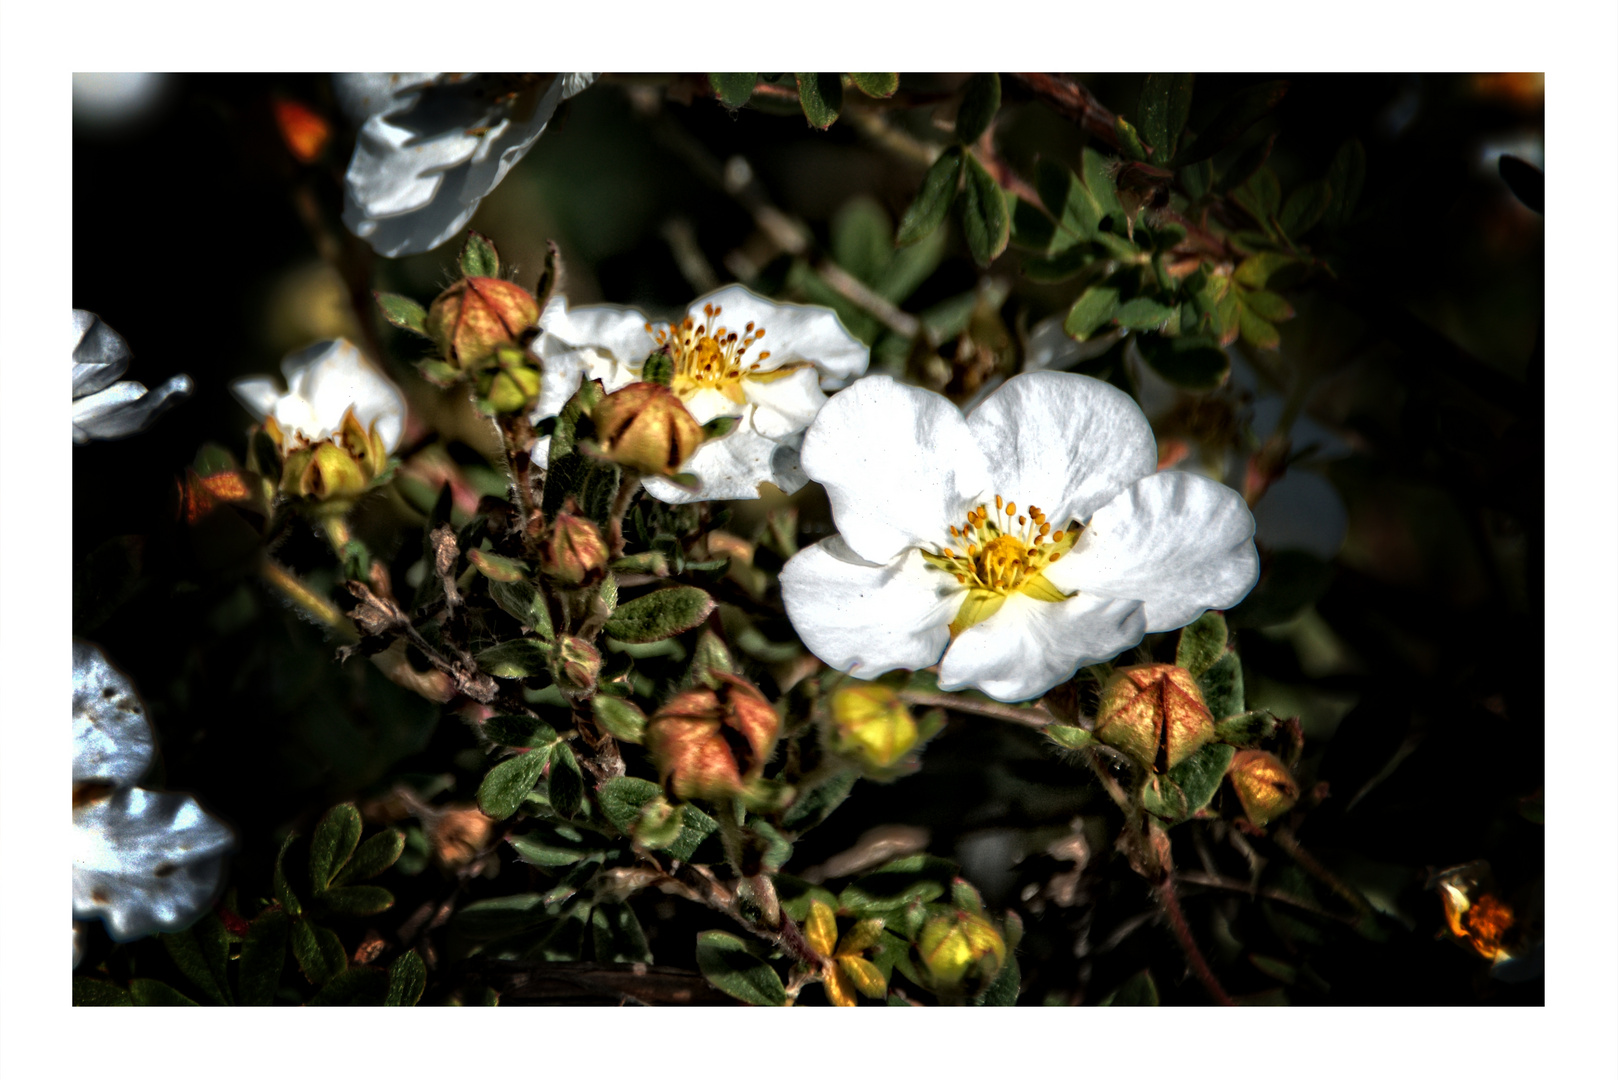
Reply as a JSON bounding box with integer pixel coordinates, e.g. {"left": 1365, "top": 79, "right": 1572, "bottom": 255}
{"left": 1094, "top": 663, "right": 1215, "bottom": 772}
{"left": 541, "top": 512, "right": 609, "bottom": 587}
{"left": 646, "top": 672, "right": 781, "bottom": 801}
{"left": 1227, "top": 749, "right": 1300, "bottom": 828}
{"left": 551, "top": 635, "right": 601, "bottom": 697}
{"left": 426, "top": 277, "right": 540, "bottom": 369}
{"left": 590, "top": 382, "right": 702, "bottom": 476}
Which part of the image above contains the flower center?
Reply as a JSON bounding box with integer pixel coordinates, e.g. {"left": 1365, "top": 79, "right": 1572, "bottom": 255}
{"left": 920, "top": 495, "right": 1080, "bottom": 636}
{"left": 649, "top": 303, "right": 772, "bottom": 404}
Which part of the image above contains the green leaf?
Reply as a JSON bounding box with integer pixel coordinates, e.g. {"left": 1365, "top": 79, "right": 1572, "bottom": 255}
{"left": 980, "top": 953, "right": 1021, "bottom": 1005}
{"left": 1045, "top": 724, "right": 1094, "bottom": 751}
{"left": 476, "top": 638, "right": 552, "bottom": 679}
{"left": 1082, "top": 147, "right": 1124, "bottom": 223}
{"left": 1238, "top": 305, "right": 1281, "bottom": 350}
{"left": 955, "top": 73, "right": 1001, "bottom": 145}
{"left": 1324, "top": 138, "right": 1368, "bottom": 228}
{"left": 309, "top": 803, "right": 362, "bottom": 894}
{"left": 605, "top": 586, "right": 715, "bottom": 643}
{"left": 1196, "top": 651, "right": 1245, "bottom": 721}
{"left": 781, "top": 769, "right": 858, "bottom": 831}
{"left": 1175, "top": 612, "right": 1228, "bottom": 677}
{"left": 549, "top": 742, "right": 586, "bottom": 819}
{"left": 897, "top": 146, "right": 964, "bottom": 246}
{"left": 290, "top": 920, "right": 347, "bottom": 986}
{"left": 1139, "top": 74, "right": 1194, "bottom": 165}
{"left": 160, "top": 913, "right": 231, "bottom": 1005}
{"left": 129, "top": 979, "right": 198, "bottom": 1006}
{"left": 237, "top": 908, "right": 290, "bottom": 1006}
{"left": 709, "top": 73, "right": 757, "bottom": 109}
{"left": 477, "top": 749, "right": 553, "bottom": 820}
{"left": 1170, "top": 79, "right": 1289, "bottom": 168}
{"left": 592, "top": 695, "right": 646, "bottom": 744}
{"left": 308, "top": 967, "right": 390, "bottom": 1006}
{"left": 1279, "top": 178, "right": 1331, "bottom": 240}
{"left": 374, "top": 292, "right": 428, "bottom": 336}
{"left": 1146, "top": 741, "right": 1236, "bottom": 824}
{"left": 1136, "top": 334, "right": 1231, "bottom": 392}
{"left": 453, "top": 894, "right": 551, "bottom": 941}
{"left": 1241, "top": 289, "right": 1294, "bottom": 322}
{"left": 839, "top": 854, "right": 955, "bottom": 915}
{"left": 960, "top": 152, "right": 1010, "bottom": 266}
{"left": 489, "top": 578, "right": 554, "bottom": 640}
{"left": 695, "top": 931, "right": 787, "bottom": 1006}
{"left": 73, "top": 977, "right": 133, "bottom": 1006}
{"left": 1234, "top": 251, "right": 1297, "bottom": 290}
{"left": 592, "top": 903, "right": 654, "bottom": 964}
{"left": 1233, "top": 164, "right": 1281, "bottom": 227}
{"left": 1114, "top": 296, "right": 1174, "bottom": 330}
{"left": 318, "top": 885, "right": 395, "bottom": 918}
{"left": 1215, "top": 711, "right": 1277, "bottom": 746}
{"left": 385, "top": 950, "right": 427, "bottom": 1006}
{"left": 1113, "top": 115, "right": 1149, "bottom": 162}
{"left": 795, "top": 73, "right": 843, "bottom": 129}
{"left": 1034, "top": 158, "right": 1101, "bottom": 247}
{"left": 597, "top": 776, "right": 718, "bottom": 861}
{"left": 482, "top": 714, "right": 560, "bottom": 749}
{"left": 850, "top": 73, "right": 899, "bottom": 99}
{"left": 508, "top": 827, "right": 589, "bottom": 867}
{"left": 1064, "top": 285, "right": 1119, "bottom": 341}
{"left": 459, "top": 231, "right": 499, "bottom": 278}
{"left": 273, "top": 831, "right": 301, "bottom": 916}
{"left": 1099, "top": 968, "right": 1159, "bottom": 1005}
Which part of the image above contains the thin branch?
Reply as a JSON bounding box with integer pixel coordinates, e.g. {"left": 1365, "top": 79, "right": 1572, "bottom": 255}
{"left": 260, "top": 558, "right": 358, "bottom": 644}
{"left": 1173, "top": 870, "right": 1361, "bottom": 925}
{"left": 1272, "top": 828, "right": 1376, "bottom": 922}
{"left": 1155, "top": 871, "right": 1235, "bottom": 1006}
{"left": 898, "top": 690, "right": 1055, "bottom": 728}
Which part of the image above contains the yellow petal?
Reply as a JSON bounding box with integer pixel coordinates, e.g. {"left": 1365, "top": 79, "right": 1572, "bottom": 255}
{"left": 823, "top": 963, "right": 858, "bottom": 1007}
{"left": 805, "top": 899, "right": 838, "bottom": 959}
{"left": 949, "top": 589, "right": 1007, "bottom": 637}
{"left": 838, "top": 955, "right": 888, "bottom": 999}
{"left": 834, "top": 918, "right": 885, "bottom": 957}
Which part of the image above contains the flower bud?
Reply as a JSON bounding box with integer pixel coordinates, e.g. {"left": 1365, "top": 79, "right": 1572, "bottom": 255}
{"left": 1094, "top": 664, "right": 1215, "bottom": 772}
{"left": 476, "top": 345, "right": 544, "bottom": 414}
{"left": 646, "top": 672, "right": 781, "bottom": 801}
{"left": 551, "top": 635, "right": 601, "bottom": 697}
{"left": 590, "top": 382, "right": 702, "bottom": 476}
{"left": 1227, "top": 749, "right": 1300, "bottom": 828}
{"left": 541, "top": 512, "right": 609, "bottom": 587}
{"left": 426, "top": 277, "right": 540, "bottom": 369}
{"left": 432, "top": 805, "right": 496, "bottom": 870}
{"left": 917, "top": 911, "right": 1006, "bottom": 989}
{"left": 828, "top": 682, "right": 918, "bottom": 771}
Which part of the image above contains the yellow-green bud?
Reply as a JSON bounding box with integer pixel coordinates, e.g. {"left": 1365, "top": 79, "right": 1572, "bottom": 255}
{"left": 1227, "top": 749, "right": 1300, "bottom": 828}
{"left": 590, "top": 382, "right": 702, "bottom": 476}
{"left": 1094, "top": 664, "right": 1216, "bottom": 772}
{"left": 828, "top": 682, "right": 918, "bottom": 771}
{"left": 477, "top": 347, "right": 544, "bottom": 413}
{"left": 541, "top": 512, "right": 609, "bottom": 587}
{"left": 426, "top": 276, "right": 540, "bottom": 369}
{"left": 917, "top": 911, "right": 1006, "bottom": 988}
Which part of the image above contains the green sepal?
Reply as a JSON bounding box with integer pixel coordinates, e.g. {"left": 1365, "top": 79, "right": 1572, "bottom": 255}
{"left": 1215, "top": 710, "right": 1277, "bottom": 747}
{"left": 466, "top": 548, "right": 528, "bottom": 583}
{"left": 384, "top": 950, "right": 427, "bottom": 1006}
{"left": 702, "top": 414, "right": 738, "bottom": 440}
{"left": 695, "top": 930, "right": 787, "bottom": 1006}
{"left": 709, "top": 73, "right": 757, "bottom": 109}
{"left": 1175, "top": 611, "right": 1228, "bottom": 677}
{"left": 604, "top": 585, "right": 716, "bottom": 643}
{"left": 960, "top": 151, "right": 1009, "bottom": 266}
{"left": 979, "top": 952, "right": 1021, "bottom": 1006}
{"left": 309, "top": 803, "right": 363, "bottom": 894}
{"left": 415, "top": 357, "right": 462, "bottom": 387}
{"left": 850, "top": 73, "right": 898, "bottom": 99}
{"left": 955, "top": 73, "right": 1001, "bottom": 145}
{"left": 641, "top": 349, "right": 674, "bottom": 386}
{"left": 838, "top": 854, "right": 955, "bottom": 916}
{"left": 1045, "top": 724, "right": 1094, "bottom": 751}
{"left": 477, "top": 748, "right": 553, "bottom": 820}
{"left": 795, "top": 73, "right": 843, "bottom": 129}
{"left": 592, "top": 694, "right": 647, "bottom": 744}
{"left": 374, "top": 292, "right": 429, "bottom": 336}
{"left": 597, "top": 776, "right": 717, "bottom": 861}
{"left": 459, "top": 230, "right": 499, "bottom": 278}
{"left": 1196, "top": 651, "right": 1246, "bottom": 721}
{"left": 1143, "top": 742, "right": 1236, "bottom": 824}
{"left": 476, "top": 638, "right": 552, "bottom": 679}
{"left": 896, "top": 147, "right": 963, "bottom": 246}
{"left": 1114, "top": 115, "right": 1149, "bottom": 162}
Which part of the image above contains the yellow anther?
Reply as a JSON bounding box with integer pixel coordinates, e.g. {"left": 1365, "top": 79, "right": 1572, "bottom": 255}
{"left": 994, "top": 495, "right": 1003, "bottom": 510}
{"left": 1006, "top": 502, "right": 1016, "bottom": 516}
{"left": 1018, "top": 515, "right": 1027, "bottom": 526}
{"left": 1052, "top": 530, "right": 1065, "bottom": 542}
{"left": 944, "top": 547, "right": 955, "bottom": 559}
{"left": 967, "top": 544, "right": 978, "bottom": 557}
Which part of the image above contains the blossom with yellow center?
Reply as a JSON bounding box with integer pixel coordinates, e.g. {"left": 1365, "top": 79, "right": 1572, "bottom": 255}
{"left": 527, "top": 285, "right": 867, "bottom": 503}
{"left": 780, "top": 373, "right": 1260, "bottom": 702}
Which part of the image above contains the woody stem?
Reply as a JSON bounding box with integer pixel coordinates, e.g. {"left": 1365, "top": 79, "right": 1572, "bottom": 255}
{"left": 260, "top": 557, "right": 358, "bottom": 645}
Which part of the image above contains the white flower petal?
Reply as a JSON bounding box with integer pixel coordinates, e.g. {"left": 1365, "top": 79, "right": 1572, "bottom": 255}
{"left": 965, "top": 371, "right": 1158, "bottom": 527}
{"left": 72, "top": 375, "right": 193, "bottom": 444}
{"left": 331, "top": 72, "right": 438, "bottom": 125}
{"left": 681, "top": 387, "right": 745, "bottom": 427}
{"left": 744, "top": 366, "right": 826, "bottom": 439}
{"left": 72, "top": 309, "right": 132, "bottom": 396}
{"left": 230, "top": 375, "right": 282, "bottom": 422}
{"left": 801, "top": 375, "right": 992, "bottom": 564}
{"left": 541, "top": 299, "right": 656, "bottom": 363}
{"left": 780, "top": 538, "right": 958, "bottom": 678}
{"left": 1052, "top": 471, "right": 1259, "bottom": 632}
{"left": 690, "top": 285, "right": 868, "bottom": 387}
{"left": 73, "top": 640, "right": 154, "bottom": 787}
{"left": 939, "top": 592, "right": 1147, "bottom": 703}
{"left": 641, "top": 427, "right": 805, "bottom": 504}
{"left": 245, "top": 339, "right": 406, "bottom": 452}
{"left": 73, "top": 787, "right": 234, "bottom": 943}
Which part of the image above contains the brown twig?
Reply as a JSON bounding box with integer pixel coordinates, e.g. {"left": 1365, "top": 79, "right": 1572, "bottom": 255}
{"left": 1008, "top": 74, "right": 1123, "bottom": 150}
{"left": 898, "top": 690, "right": 1054, "bottom": 728}
{"left": 1272, "top": 828, "right": 1376, "bottom": 922}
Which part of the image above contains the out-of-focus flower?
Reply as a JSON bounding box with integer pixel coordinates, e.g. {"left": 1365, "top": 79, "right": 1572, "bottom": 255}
{"left": 72, "top": 310, "right": 192, "bottom": 444}
{"left": 72, "top": 73, "right": 172, "bottom": 132}
{"left": 529, "top": 285, "right": 868, "bottom": 502}
{"left": 337, "top": 73, "right": 596, "bottom": 257}
{"left": 781, "top": 373, "right": 1259, "bottom": 703}
{"left": 645, "top": 673, "right": 781, "bottom": 801}
{"left": 73, "top": 641, "right": 233, "bottom": 962}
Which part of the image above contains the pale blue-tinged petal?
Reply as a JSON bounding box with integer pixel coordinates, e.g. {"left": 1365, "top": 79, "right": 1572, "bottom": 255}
{"left": 1049, "top": 471, "right": 1259, "bottom": 632}
{"left": 641, "top": 426, "right": 805, "bottom": 504}
{"left": 73, "top": 376, "right": 193, "bottom": 444}
{"left": 965, "top": 371, "right": 1158, "bottom": 528}
{"left": 73, "top": 640, "right": 154, "bottom": 787}
{"left": 72, "top": 309, "right": 131, "bottom": 396}
{"left": 780, "top": 538, "right": 959, "bottom": 678}
{"left": 938, "top": 591, "right": 1147, "bottom": 703}
{"left": 800, "top": 376, "right": 991, "bottom": 565}
{"left": 743, "top": 365, "right": 826, "bottom": 439}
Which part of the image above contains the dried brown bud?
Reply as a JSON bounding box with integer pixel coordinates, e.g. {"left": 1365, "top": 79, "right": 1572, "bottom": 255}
{"left": 541, "top": 511, "right": 609, "bottom": 587}
{"left": 590, "top": 382, "right": 702, "bottom": 476}
{"left": 426, "top": 276, "right": 539, "bottom": 369}
{"left": 1094, "top": 664, "right": 1216, "bottom": 772}
{"left": 646, "top": 672, "right": 781, "bottom": 801}
{"left": 432, "top": 805, "right": 496, "bottom": 870}
{"left": 1227, "top": 749, "right": 1300, "bottom": 828}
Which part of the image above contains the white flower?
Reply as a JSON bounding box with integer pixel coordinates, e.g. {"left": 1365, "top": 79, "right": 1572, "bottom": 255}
{"left": 779, "top": 373, "right": 1260, "bottom": 703}
{"left": 337, "top": 72, "right": 596, "bottom": 258}
{"left": 529, "top": 285, "right": 868, "bottom": 503}
{"left": 231, "top": 338, "right": 406, "bottom": 453}
{"left": 73, "top": 310, "right": 192, "bottom": 443}
{"left": 73, "top": 641, "right": 234, "bottom": 960}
